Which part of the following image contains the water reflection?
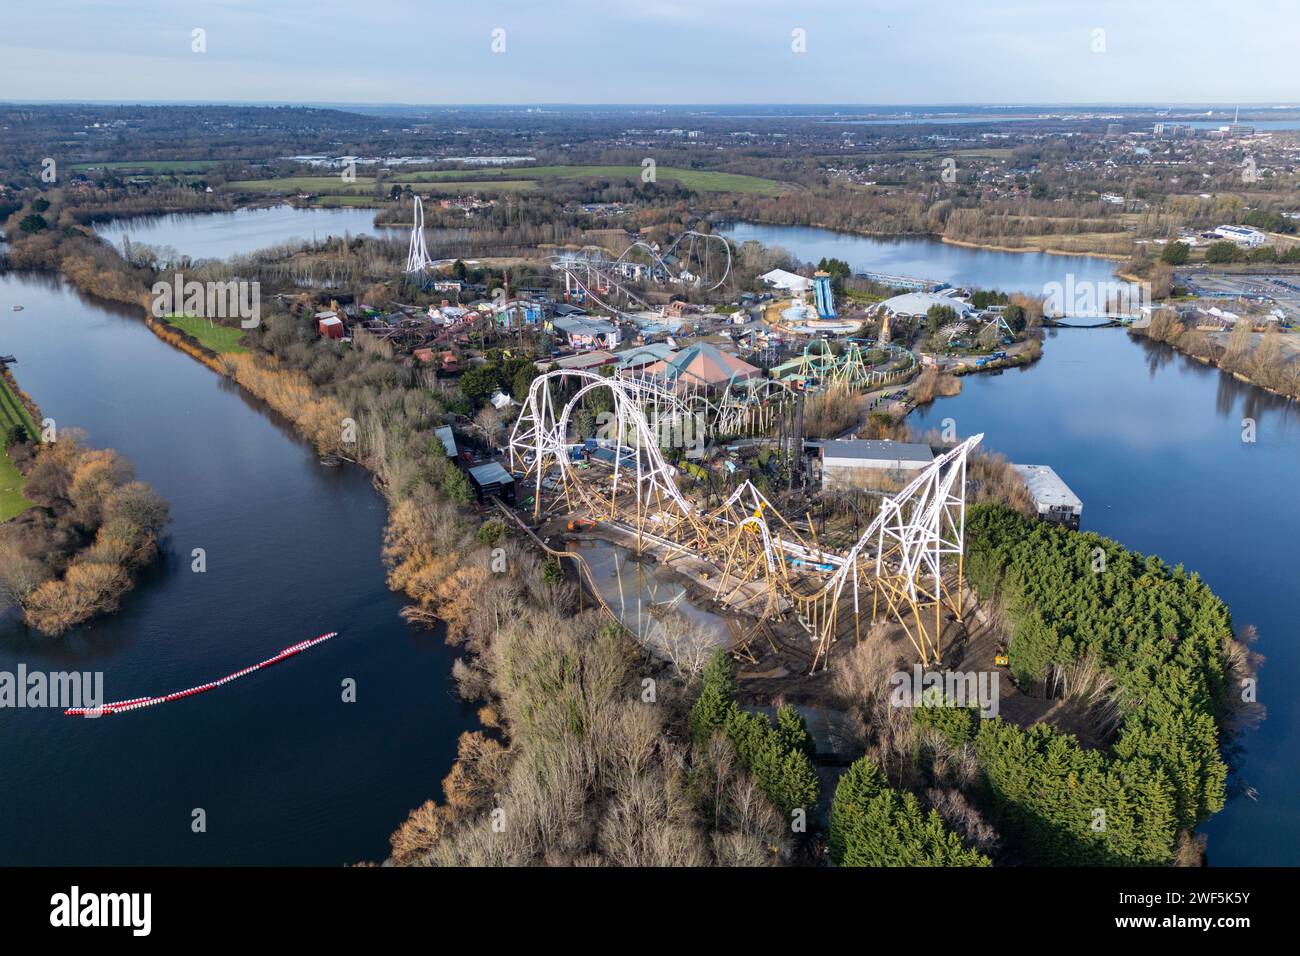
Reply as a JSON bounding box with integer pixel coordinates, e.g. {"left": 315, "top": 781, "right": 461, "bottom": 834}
{"left": 911, "top": 327, "right": 1298, "bottom": 864}
{"left": 569, "top": 538, "right": 731, "bottom": 651}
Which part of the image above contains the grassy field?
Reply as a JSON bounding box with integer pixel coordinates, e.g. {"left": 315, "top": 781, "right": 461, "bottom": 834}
{"left": 0, "top": 377, "right": 37, "bottom": 522}
{"left": 223, "top": 175, "right": 541, "bottom": 196}
{"left": 0, "top": 451, "right": 32, "bottom": 521}
{"left": 222, "top": 176, "right": 380, "bottom": 193}
{"left": 225, "top": 165, "right": 788, "bottom": 197}
{"left": 161, "top": 314, "right": 250, "bottom": 353}
{"left": 72, "top": 159, "right": 224, "bottom": 173}
{"left": 310, "top": 194, "right": 389, "bottom": 207}
{"left": 0, "top": 376, "right": 38, "bottom": 441}
{"left": 414, "top": 180, "right": 537, "bottom": 193}
{"left": 393, "top": 164, "right": 788, "bottom": 195}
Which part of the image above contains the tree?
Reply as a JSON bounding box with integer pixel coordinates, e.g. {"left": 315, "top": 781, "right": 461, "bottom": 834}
{"left": 18, "top": 214, "right": 47, "bottom": 233}
{"left": 1003, "top": 302, "right": 1026, "bottom": 333}
{"left": 829, "top": 758, "right": 990, "bottom": 866}
{"left": 457, "top": 365, "right": 500, "bottom": 406}
{"left": 690, "top": 649, "right": 737, "bottom": 743}
{"left": 1204, "top": 241, "right": 1243, "bottom": 264}
{"left": 722, "top": 707, "right": 819, "bottom": 818}
{"left": 441, "top": 467, "right": 473, "bottom": 505}
{"left": 1159, "top": 241, "right": 1190, "bottom": 265}
{"left": 963, "top": 504, "right": 1230, "bottom": 861}
{"left": 926, "top": 304, "right": 956, "bottom": 334}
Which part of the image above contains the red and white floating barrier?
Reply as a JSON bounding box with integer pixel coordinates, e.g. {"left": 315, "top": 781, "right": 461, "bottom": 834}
{"left": 64, "top": 631, "right": 339, "bottom": 716}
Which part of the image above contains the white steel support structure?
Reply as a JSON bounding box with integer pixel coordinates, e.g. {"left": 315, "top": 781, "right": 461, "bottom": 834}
{"left": 404, "top": 196, "right": 436, "bottom": 276}
{"left": 507, "top": 368, "right": 981, "bottom": 670}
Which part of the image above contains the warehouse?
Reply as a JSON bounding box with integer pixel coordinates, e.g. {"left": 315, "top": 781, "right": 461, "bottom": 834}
{"left": 814, "top": 439, "right": 934, "bottom": 490}
{"left": 1012, "top": 464, "right": 1083, "bottom": 529}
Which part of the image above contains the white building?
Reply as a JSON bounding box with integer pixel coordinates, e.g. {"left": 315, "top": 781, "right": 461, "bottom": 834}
{"left": 879, "top": 292, "right": 975, "bottom": 321}
{"left": 1012, "top": 464, "right": 1083, "bottom": 529}
{"left": 760, "top": 269, "right": 813, "bottom": 294}
{"left": 1214, "top": 225, "right": 1268, "bottom": 248}
{"left": 815, "top": 439, "right": 934, "bottom": 490}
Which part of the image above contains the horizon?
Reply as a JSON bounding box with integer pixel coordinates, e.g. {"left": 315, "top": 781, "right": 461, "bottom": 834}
{"left": 4, "top": 101, "right": 1297, "bottom": 111}
{"left": 4, "top": 0, "right": 1297, "bottom": 104}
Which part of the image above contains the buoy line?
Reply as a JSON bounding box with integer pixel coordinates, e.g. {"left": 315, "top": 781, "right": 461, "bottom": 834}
{"left": 63, "top": 631, "right": 339, "bottom": 716}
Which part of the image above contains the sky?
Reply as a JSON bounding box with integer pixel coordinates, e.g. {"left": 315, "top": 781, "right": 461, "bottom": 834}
{"left": 1, "top": 0, "right": 1297, "bottom": 106}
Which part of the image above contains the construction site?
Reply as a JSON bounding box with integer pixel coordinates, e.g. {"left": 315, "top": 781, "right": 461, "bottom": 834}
{"left": 356, "top": 195, "right": 1029, "bottom": 694}
{"left": 501, "top": 363, "right": 984, "bottom": 691}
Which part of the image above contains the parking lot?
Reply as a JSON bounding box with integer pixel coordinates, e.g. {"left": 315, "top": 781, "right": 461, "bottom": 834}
{"left": 1177, "top": 270, "right": 1300, "bottom": 322}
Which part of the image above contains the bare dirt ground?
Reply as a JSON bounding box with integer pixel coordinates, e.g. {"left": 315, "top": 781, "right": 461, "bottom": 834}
{"left": 526, "top": 499, "right": 1102, "bottom": 753}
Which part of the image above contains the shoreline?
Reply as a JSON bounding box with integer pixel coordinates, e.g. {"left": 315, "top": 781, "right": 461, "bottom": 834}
{"left": 719, "top": 217, "right": 1131, "bottom": 268}
{"left": 937, "top": 235, "right": 1130, "bottom": 263}
{"left": 1128, "top": 325, "right": 1300, "bottom": 403}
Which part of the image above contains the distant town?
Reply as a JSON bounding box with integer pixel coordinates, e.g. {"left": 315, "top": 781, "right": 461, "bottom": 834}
{"left": 0, "top": 0, "right": 1293, "bottom": 932}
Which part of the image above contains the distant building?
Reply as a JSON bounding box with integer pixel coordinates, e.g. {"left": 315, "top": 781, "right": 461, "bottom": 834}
{"left": 552, "top": 316, "right": 621, "bottom": 349}
{"left": 644, "top": 342, "right": 761, "bottom": 392}
{"left": 1214, "top": 225, "right": 1267, "bottom": 248}
{"left": 760, "top": 269, "right": 813, "bottom": 294}
{"left": 434, "top": 425, "right": 457, "bottom": 458}
{"left": 879, "top": 292, "right": 974, "bottom": 322}
{"left": 613, "top": 343, "right": 677, "bottom": 373}
{"left": 1012, "top": 464, "right": 1083, "bottom": 530}
{"left": 814, "top": 439, "right": 934, "bottom": 490}
{"left": 316, "top": 313, "right": 345, "bottom": 339}
{"left": 538, "top": 350, "right": 618, "bottom": 375}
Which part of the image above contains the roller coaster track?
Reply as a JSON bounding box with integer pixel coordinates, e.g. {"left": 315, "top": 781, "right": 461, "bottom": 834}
{"left": 509, "top": 368, "right": 980, "bottom": 671}
{"left": 548, "top": 230, "right": 733, "bottom": 316}
{"left": 611, "top": 230, "right": 732, "bottom": 293}
{"left": 770, "top": 338, "right": 917, "bottom": 392}
{"left": 404, "top": 196, "right": 436, "bottom": 275}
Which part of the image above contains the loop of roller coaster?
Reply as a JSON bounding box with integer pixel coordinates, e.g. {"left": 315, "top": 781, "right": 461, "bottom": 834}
{"left": 508, "top": 368, "right": 980, "bottom": 672}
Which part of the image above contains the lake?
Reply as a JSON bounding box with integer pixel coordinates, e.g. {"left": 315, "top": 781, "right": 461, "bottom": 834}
{"left": 0, "top": 271, "right": 476, "bottom": 864}
{"left": 719, "top": 221, "right": 1122, "bottom": 296}
{"left": 94, "top": 205, "right": 389, "bottom": 262}
{"left": 721, "top": 220, "right": 1291, "bottom": 864}
{"left": 912, "top": 329, "right": 1299, "bottom": 865}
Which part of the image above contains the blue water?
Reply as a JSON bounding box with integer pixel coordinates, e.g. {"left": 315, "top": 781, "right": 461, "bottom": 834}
{"left": 719, "top": 221, "right": 1121, "bottom": 296}
{"left": 0, "top": 272, "right": 476, "bottom": 864}
{"left": 912, "top": 329, "right": 1299, "bottom": 865}
{"left": 94, "top": 205, "right": 388, "bottom": 262}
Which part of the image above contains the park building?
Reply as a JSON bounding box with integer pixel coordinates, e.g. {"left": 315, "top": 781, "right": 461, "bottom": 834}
{"left": 1012, "top": 464, "right": 1083, "bottom": 530}
{"left": 1213, "top": 225, "right": 1268, "bottom": 248}
{"left": 812, "top": 439, "right": 935, "bottom": 491}
{"left": 878, "top": 292, "right": 975, "bottom": 322}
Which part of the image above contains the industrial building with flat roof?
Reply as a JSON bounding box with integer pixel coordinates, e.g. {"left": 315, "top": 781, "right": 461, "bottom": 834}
{"left": 1012, "top": 463, "right": 1083, "bottom": 529}
{"left": 813, "top": 439, "right": 934, "bottom": 490}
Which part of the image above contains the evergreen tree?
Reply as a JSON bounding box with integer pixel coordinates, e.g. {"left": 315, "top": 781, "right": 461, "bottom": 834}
{"left": 830, "top": 758, "right": 989, "bottom": 867}
{"left": 689, "top": 649, "right": 738, "bottom": 743}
